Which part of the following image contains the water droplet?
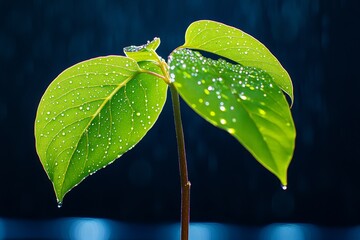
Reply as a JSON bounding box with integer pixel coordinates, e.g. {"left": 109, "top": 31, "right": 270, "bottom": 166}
{"left": 220, "top": 106, "right": 226, "bottom": 112}
{"left": 57, "top": 201, "right": 63, "bottom": 208}
{"left": 258, "top": 109, "right": 266, "bottom": 115}
{"left": 220, "top": 119, "right": 227, "bottom": 125}
{"left": 228, "top": 128, "right": 236, "bottom": 134}
{"left": 170, "top": 73, "right": 176, "bottom": 82}
{"left": 239, "top": 94, "right": 247, "bottom": 100}
{"left": 281, "top": 185, "right": 287, "bottom": 190}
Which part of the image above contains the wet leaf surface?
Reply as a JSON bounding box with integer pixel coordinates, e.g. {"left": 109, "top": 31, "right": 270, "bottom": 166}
{"left": 169, "top": 49, "right": 295, "bottom": 185}
{"left": 124, "top": 37, "right": 161, "bottom": 63}
{"left": 182, "top": 20, "right": 293, "bottom": 104}
{"left": 35, "top": 56, "right": 167, "bottom": 203}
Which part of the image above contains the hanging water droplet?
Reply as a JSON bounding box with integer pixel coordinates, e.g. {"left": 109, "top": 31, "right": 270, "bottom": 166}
{"left": 57, "top": 201, "right": 63, "bottom": 208}
{"left": 281, "top": 184, "right": 287, "bottom": 190}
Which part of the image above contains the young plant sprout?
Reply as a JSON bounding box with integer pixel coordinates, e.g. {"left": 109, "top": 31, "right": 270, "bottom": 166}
{"left": 35, "top": 20, "right": 295, "bottom": 240}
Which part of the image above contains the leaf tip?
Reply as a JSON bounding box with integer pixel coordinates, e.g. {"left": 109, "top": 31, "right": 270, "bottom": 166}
{"left": 278, "top": 172, "right": 288, "bottom": 190}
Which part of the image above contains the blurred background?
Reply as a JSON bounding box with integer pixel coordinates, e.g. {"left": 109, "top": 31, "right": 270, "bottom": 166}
{"left": 0, "top": 0, "right": 359, "bottom": 239}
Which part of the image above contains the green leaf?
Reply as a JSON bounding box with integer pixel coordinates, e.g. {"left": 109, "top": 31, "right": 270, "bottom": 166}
{"left": 124, "top": 37, "right": 161, "bottom": 62}
{"left": 182, "top": 20, "right": 293, "bottom": 104}
{"left": 35, "top": 56, "right": 168, "bottom": 203}
{"left": 169, "top": 49, "right": 295, "bottom": 186}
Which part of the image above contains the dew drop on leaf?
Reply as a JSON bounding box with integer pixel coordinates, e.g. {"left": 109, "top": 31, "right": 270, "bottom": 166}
{"left": 258, "top": 109, "right": 266, "bottom": 115}
{"left": 220, "top": 119, "right": 227, "bottom": 125}
{"left": 169, "top": 46, "right": 295, "bottom": 186}
{"left": 228, "top": 128, "right": 236, "bottom": 134}
{"left": 35, "top": 55, "right": 169, "bottom": 203}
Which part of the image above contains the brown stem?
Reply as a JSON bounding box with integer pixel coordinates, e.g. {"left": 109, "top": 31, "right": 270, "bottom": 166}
{"left": 170, "top": 84, "right": 191, "bottom": 240}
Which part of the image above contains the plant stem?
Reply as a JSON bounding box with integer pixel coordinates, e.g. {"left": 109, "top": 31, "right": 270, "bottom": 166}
{"left": 170, "top": 84, "right": 191, "bottom": 240}
{"left": 154, "top": 57, "right": 190, "bottom": 240}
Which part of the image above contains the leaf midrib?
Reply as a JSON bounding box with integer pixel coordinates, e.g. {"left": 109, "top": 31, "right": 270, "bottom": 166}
{"left": 58, "top": 70, "right": 141, "bottom": 199}
{"left": 226, "top": 83, "right": 280, "bottom": 174}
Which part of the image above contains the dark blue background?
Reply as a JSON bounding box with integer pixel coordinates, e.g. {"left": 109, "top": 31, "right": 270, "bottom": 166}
{"left": 0, "top": 0, "right": 359, "bottom": 226}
